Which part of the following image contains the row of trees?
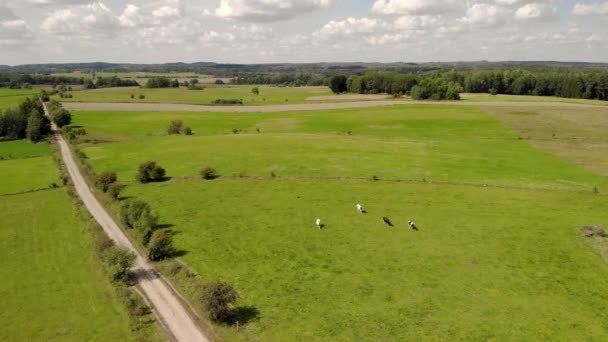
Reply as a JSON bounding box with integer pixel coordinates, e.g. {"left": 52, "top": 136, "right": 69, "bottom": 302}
{"left": 0, "top": 97, "right": 49, "bottom": 141}
{"left": 88, "top": 76, "right": 139, "bottom": 89}
{"left": 0, "top": 73, "right": 86, "bottom": 88}
{"left": 451, "top": 69, "right": 608, "bottom": 100}
{"left": 145, "top": 77, "right": 180, "bottom": 88}
{"left": 47, "top": 100, "right": 72, "bottom": 127}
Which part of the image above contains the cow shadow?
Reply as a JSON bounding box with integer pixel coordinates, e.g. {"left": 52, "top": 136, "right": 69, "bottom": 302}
{"left": 227, "top": 306, "right": 260, "bottom": 326}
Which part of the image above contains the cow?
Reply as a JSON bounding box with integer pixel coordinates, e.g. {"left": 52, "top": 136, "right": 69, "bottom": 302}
{"left": 408, "top": 220, "right": 418, "bottom": 231}
{"left": 356, "top": 204, "right": 366, "bottom": 213}
{"left": 382, "top": 216, "right": 394, "bottom": 227}
{"left": 315, "top": 218, "right": 322, "bottom": 229}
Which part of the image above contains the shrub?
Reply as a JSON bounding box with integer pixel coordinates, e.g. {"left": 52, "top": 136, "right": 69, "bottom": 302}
{"left": 148, "top": 229, "right": 173, "bottom": 261}
{"left": 120, "top": 199, "right": 159, "bottom": 231}
{"left": 489, "top": 88, "right": 498, "bottom": 96}
{"left": 201, "top": 281, "right": 239, "bottom": 322}
{"left": 251, "top": 87, "right": 259, "bottom": 96}
{"left": 52, "top": 108, "right": 72, "bottom": 127}
{"left": 168, "top": 120, "right": 184, "bottom": 135}
{"left": 138, "top": 94, "right": 145, "bottom": 99}
{"left": 136, "top": 161, "right": 166, "bottom": 183}
{"left": 107, "top": 183, "right": 125, "bottom": 200}
{"left": 201, "top": 167, "right": 218, "bottom": 180}
{"left": 94, "top": 171, "right": 117, "bottom": 192}
{"left": 102, "top": 245, "right": 136, "bottom": 282}
{"left": 167, "top": 260, "right": 183, "bottom": 275}
{"left": 211, "top": 99, "right": 243, "bottom": 105}
{"left": 183, "top": 126, "right": 193, "bottom": 135}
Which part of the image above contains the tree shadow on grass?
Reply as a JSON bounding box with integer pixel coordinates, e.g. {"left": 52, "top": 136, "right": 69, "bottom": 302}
{"left": 226, "top": 306, "right": 261, "bottom": 326}
{"left": 171, "top": 249, "right": 188, "bottom": 258}
{"left": 157, "top": 223, "right": 174, "bottom": 229}
{"left": 154, "top": 176, "right": 172, "bottom": 183}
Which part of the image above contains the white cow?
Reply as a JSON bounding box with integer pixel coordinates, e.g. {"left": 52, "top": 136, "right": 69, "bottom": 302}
{"left": 316, "top": 218, "right": 322, "bottom": 229}
{"left": 356, "top": 204, "right": 366, "bottom": 213}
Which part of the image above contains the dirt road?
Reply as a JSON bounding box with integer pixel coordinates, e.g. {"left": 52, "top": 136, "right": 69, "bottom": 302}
{"left": 43, "top": 102, "right": 208, "bottom": 342}
{"left": 63, "top": 99, "right": 608, "bottom": 112}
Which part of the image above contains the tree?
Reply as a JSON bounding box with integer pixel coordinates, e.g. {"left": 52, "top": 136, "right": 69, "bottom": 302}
{"left": 120, "top": 199, "right": 158, "bottom": 232}
{"left": 136, "top": 161, "right": 166, "bottom": 183}
{"left": 148, "top": 229, "right": 173, "bottom": 261}
{"left": 329, "top": 74, "right": 347, "bottom": 94}
{"left": 201, "top": 167, "right": 218, "bottom": 180}
{"left": 251, "top": 87, "right": 259, "bottom": 96}
{"left": 201, "top": 281, "right": 239, "bottom": 322}
{"left": 26, "top": 110, "right": 48, "bottom": 142}
{"left": 102, "top": 245, "right": 136, "bottom": 282}
{"left": 167, "top": 120, "right": 184, "bottom": 135}
{"left": 94, "top": 171, "right": 117, "bottom": 192}
{"left": 52, "top": 109, "right": 72, "bottom": 127}
{"left": 183, "top": 126, "right": 193, "bottom": 135}
{"left": 107, "top": 183, "right": 125, "bottom": 200}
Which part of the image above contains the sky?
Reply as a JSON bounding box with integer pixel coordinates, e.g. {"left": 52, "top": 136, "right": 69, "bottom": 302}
{"left": 0, "top": 0, "right": 607, "bottom": 65}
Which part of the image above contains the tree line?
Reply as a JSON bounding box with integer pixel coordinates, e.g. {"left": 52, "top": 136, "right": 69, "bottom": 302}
{"left": 87, "top": 76, "right": 139, "bottom": 89}
{"left": 0, "top": 73, "right": 86, "bottom": 89}
{"left": 0, "top": 97, "right": 49, "bottom": 141}
{"left": 145, "top": 77, "right": 180, "bottom": 88}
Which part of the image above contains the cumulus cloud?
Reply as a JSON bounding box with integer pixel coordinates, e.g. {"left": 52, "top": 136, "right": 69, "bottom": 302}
{"left": 572, "top": 2, "right": 608, "bottom": 15}
{"left": 457, "top": 3, "right": 507, "bottom": 28}
{"left": 118, "top": 4, "right": 143, "bottom": 27}
{"left": 393, "top": 15, "right": 442, "bottom": 31}
{"left": 515, "top": 3, "right": 558, "bottom": 21}
{"left": 215, "top": 0, "right": 338, "bottom": 22}
{"left": 372, "top": 0, "right": 462, "bottom": 15}
{"left": 317, "top": 17, "right": 389, "bottom": 36}
{"left": 41, "top": 2, "right": 120, "bottom": 37}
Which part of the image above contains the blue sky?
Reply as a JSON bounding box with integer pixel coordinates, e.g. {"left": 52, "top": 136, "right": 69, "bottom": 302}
{"left": 1, "top": 0, "right": 607, "bottom": 65}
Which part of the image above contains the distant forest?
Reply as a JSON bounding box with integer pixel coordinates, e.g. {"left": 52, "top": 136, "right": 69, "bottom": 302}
{"left": 1, "top": 61, "right": 607, "bottom": 101}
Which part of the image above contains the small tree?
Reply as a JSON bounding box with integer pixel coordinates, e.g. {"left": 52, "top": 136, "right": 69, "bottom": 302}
{"left": 329, "top": 74, "right": 348, "bottom": 94}
{"left": 121, "top": 199, "right": 158, "bottom": 231}
{"left": 94, "top": 171, "right": 117, "bottom": 192}
{"left": 107, "top": 183, "right": 125, "bottom": 200}
{"left": 251, "top": 87, "right": 259, "bottom": 96}
{"left": 136, "top": 161, "right": 166, "bottom": 183}
{"left": 201, "top": 281, "right": 239, "bottom": 322}
{"left": 102, "top": 245, "right": 136, "bottom": 282}
{"left": 489, "top": 87, "right": 498, "bottom": 96}
{"left": 148, "top": 229, "right": 173, "bottom": 261}
{"left": 168, "top": 120, "right": 184, "bottom": 135}
{"left": 52, "top": 109, "right": 72, "bottom": 127}
{"left": 183, "top": 127, "right": 193, "bottom": 135}
{"left": 201, "top": 167, "right": 218, "bottom": 180}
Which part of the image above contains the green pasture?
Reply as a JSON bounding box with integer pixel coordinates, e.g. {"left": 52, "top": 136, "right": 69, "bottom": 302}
{"left": 74, "top": 106, "right": 607, "bottom": 192}
{"left": 0, "top": 140, "right": 51, "bottom": 159}
{"left": 58, "top": 86, "right": 333, "bottom": 105}
{"left": 0, "top": 143, "right": 135, "bottom": 341}
{"left": 0, "top": 89, "right": 39, "bottom": 110}
{"left": 70, "top": 103, "right": 608, "bottom": 340}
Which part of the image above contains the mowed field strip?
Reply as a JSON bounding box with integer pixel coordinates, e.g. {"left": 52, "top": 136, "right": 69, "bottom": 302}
{"left": 64, "top": 99, "right": 608, "bottom": 112}
{"left": 70, "top": 103, "right": 608, "bottom": 340}
{"left": 0, "top": 141, "right": 136, "bottom": 341}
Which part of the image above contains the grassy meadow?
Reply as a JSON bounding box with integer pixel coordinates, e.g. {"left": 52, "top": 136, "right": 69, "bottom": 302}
{"left": 0, "top": 141, "right": 137, "bottom": 341}
{"left": 0, "top": 89, "right": 39, "bottom": 110}
{"left": 461, "top": 93, "right": 608, "bottom": 106}
{"left": 58, "top": 86, "right": 333, "bottom": 105}
{"left": 70, "top": 104, "right": 608, "bottom": 340}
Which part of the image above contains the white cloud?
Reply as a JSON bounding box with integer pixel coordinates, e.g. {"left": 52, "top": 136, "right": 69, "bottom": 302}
{"left": 215, "top": 0, "right": 338, "bottom": 22}
{"left": 118, "top": 4, "right": 143, "bottom": 27}
{"left": 317, "top": 17, "right": 389, "bottom": 36}
{"left": 457, "top": 3, "right": 507, "bottom": 28}
{"left": 572, "top": 2, "right": 608, "bottom": 15}
{"left": 515, "top": 3, "right": 558, "bottom": 21}
{"left": 41, "top": 2, "right": 120, "bottom": 36}
{"left": 394, "top": 15, "right": 442, "bottom": 31}
{"left": 372, "top": 0, "right": 462, "bottom": 15}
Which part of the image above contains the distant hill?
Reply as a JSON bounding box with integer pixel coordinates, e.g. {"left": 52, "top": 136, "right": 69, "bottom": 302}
{"left": 3, "top": 61, "right": 608, "bottom": 76}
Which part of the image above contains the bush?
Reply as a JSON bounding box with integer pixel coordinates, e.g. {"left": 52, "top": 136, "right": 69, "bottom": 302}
{"left": 201, "top": 281, "right": 239, "bottom": 322}
{"left": 52, "top": 108, "right": 72, "bottom": 127}
{"left": 167, "top": 120, "right": 183, "bottom": 135}
{"left": 94, "top": 171, "right": 117, "bottom": 192}
{"left": 136, "top": 161, "right": 166, "bottom": 183}
{"left": 120, "top": 199, "right": 159, "bottom": 231}
{"left": 148, "top": 229, "right": 173, "bottom": 261}
{"left": 201, "top": 167, "right": 218, "bottom": 180}
{"left": 183, "top": 126, "right": 193, "bottom": 135}
{"left": 138, "top": 94, "right": 145, "bottom": 99}
{"left": 102, "top": 245, "right": 136, "bottom": 282}
{"left": 211, "top": 99, "right": 243, "bottom": 105}
{"left": 107, "top": 183, "right": 125, "bottom": 200}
